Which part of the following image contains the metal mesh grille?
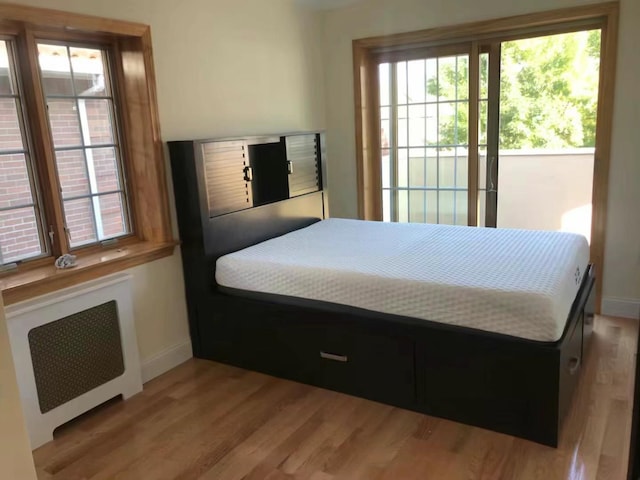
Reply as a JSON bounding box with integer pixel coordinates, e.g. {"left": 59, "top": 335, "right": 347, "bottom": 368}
{"left": 28, "top": 300, "right": 125, "bottom": 414}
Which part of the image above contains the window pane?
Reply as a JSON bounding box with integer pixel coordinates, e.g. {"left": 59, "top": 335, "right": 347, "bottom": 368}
{"left": 479, "top": 149, "right": 487, "bottom": 190}
{"left": 0, "top": 98, "right": 24, "bottom": 151}
{"left": 439, "top": 149, "right": 456, "bottom": 188}
{"left": 407, "top": 60, "right": 425, "bottom": 104}
{"left": 91, "top": 147, "right": 121, "bottom": 193}
{"left": 398, "top": 118, "right": 407, "bottom": 147}
{"left": 98, "top": 193, "right": 127, "bottom": 238}
{"left": 480, "top": 53, "right": 489, "bottom": 99}
{"left": 456, "top": 55, "right": 469, "bottom": 101}
{"left": 80, "top": 99, "right": 114, "bottom": 145}
{"left": 70, "top": 47, "right": 110, "bottom": 96}
{"left": 408, "top": 148, "right": 425, "bottom": 188}
{"left": 439, "top": 190, "right": 455, "bottom": 225}
{"left": 0, "top": 154, "right": 35, "bottom": 208}
{"left": 409, "top": 189, "right": 425, "bottom": 223}
{"left": 426, "top": 190, "right": 438, "bottom": 223}
{"left": 426, "top": 148, "right": 438, "bottom": 188}
{"left": 38, "top": 44, "right": 74, "bottom": 96}
{"left": 56, "top": 149, "right": 90, "bottom": 199}
{"left": 455, "top": 147, "right": 469, "bottom": 189}
{"left": 0, "top": 207, "right": 42, "bottom": 263}
{"left": 478, "top": 189, "right": 487, "bottom": 227}
{"left": 398, "top": 189, "right": 408, "bottom": 223}
{"left": 479, "top": 100, "right": 488, "bottom": 145}
{"left": 48, "top": 98, "right": 82, "bottom": 147}
{"left": 397, "top": 148, "right": 408, "bottom": 188}
{"left": 438, "top": 56, "right": 456, "bottom": 102}
{"left": 382, "top": 188, "right": 391, "bottom": 222}
{"left": 425, "top": 104, "right": 438, "bottom": 145}
{"left": 0, "top": 41, "right": 15, "bottom": 95}
{"left": 426, "top": 59, "right": 437, "bottom": 102}
{"left": 408, "top": 104, "right": 425, "bottom": 146}
{"left": 455, "top": 191, "right": 468, "bottom": 226}
{"left": 379, "top": 63, "right": 390, "bottom": 106}
{"left": 64, "top": 197, "right": 97, "bottom": 247}
{"left": 396, "top": 61, "right": 407, "bottom": 105}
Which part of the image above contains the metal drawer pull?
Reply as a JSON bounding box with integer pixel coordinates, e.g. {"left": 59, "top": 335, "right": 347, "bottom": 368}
{"left": 287, "top": 160, "right": 294, "bottom": 174}
{"left": 320, "top": 351, "right": 348, "bottom": 362}
{"left": 568, "top": 357, "right": 581, "bottom": 375}
{"left": 243, "top": 166, "right": 253, "bottom": 182}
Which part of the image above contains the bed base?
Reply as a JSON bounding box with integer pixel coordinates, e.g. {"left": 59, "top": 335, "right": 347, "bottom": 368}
{"left": 196, "top": 265, "right": 593, "bottom": 447}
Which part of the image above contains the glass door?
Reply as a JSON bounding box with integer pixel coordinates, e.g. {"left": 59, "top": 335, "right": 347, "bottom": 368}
{"left": 379, "top": 48, "right": 471, "bottom": 226}
{"left": 378, "top": 28, "right": 601, "bottom": 239}
{"left": 492, "top": 30, "right": 601, "bottom": 241}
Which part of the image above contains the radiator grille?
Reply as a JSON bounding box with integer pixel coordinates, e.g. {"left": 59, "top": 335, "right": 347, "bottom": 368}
{"left": 28, "top": 300, "right": 125, "bottom": 414}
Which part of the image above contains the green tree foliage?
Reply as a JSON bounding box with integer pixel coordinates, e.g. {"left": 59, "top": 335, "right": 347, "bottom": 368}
{"left": 431, "top": 30, "right": 601, "bottom": 149}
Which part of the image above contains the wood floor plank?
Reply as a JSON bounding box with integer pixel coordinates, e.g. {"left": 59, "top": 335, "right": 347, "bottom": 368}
{"left": 32, "top": 315, "right": 637, "bottom": 480}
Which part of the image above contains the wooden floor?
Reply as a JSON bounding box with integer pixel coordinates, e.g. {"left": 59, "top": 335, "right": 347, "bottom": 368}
{"left": 34, "top": 315, "right": 637, "bottom": 480}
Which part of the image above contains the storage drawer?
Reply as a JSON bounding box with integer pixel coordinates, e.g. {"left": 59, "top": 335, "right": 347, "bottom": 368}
{"left": 310, "top": 327, "right": 415, "bottom": 408}
{"left": 558, "top": 313, "right": 583, "bottom": 421}
{"left": 203, "top": 299, "right": 416, "bottom": 408}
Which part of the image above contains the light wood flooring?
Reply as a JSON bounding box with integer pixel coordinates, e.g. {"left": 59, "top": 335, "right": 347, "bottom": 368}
{"left": 34, "top": 315, "right": 637, "bottom": 480}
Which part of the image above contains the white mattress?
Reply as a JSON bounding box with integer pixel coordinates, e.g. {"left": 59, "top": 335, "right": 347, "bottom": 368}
{"left": 216, "top": 219, "right": 590, "bottom": 342}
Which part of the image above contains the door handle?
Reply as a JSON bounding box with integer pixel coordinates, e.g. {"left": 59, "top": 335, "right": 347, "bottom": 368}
{"left": 243, "top": 166, "right": 253, "bottom": 182}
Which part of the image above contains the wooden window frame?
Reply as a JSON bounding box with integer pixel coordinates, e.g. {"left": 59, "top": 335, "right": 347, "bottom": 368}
{"left": 0, "top": 4, "right": 175, "bottom": 305}
{"left": 353, "top": 2, "right": 619, "bottom": 312}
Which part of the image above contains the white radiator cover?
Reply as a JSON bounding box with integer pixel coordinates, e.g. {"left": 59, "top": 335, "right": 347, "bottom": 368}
{"left": 5, "top": 273, "right": 142, "bottom": 450}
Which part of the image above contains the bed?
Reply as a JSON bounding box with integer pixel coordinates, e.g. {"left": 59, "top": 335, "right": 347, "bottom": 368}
{"left": 169, "top": 135, "right": 595, "bottom": 448}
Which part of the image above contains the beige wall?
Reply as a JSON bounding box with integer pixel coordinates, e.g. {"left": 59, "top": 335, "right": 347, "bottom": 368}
{"left": 323, "top": 0, "right": 640, "bottom": 302}
{"left": 5, "top": 0, "right": 326, "bottom": 363}
{"left": 0, "top": 294, "right": 37, "bottom": 480}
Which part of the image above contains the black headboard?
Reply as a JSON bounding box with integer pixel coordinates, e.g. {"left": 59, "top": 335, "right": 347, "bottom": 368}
{"left": 168, "top": 132, "right": 327, "bottom": 355}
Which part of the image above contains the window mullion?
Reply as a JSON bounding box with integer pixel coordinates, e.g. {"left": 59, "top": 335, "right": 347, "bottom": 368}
{"left": 468, "top": 42, "right": 480, "bottom": 226}
{"left": 15, "top": 27, "right": 69, "bottom": 256}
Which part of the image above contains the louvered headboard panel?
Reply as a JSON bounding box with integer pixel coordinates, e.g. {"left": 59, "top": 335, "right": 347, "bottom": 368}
{"left": 286, "top": 134, "right": 321, "bottom": 197}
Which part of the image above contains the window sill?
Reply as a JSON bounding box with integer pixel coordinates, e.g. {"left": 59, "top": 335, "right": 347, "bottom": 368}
{"left": 0, "top": 241, "right": 178, "bottom": 306}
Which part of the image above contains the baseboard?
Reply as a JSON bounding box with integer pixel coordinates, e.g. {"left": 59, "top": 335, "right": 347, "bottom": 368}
{"left": 141, "top": 339, "right": 193, "bottom": 384}
{"left": 601, "top": 297, "right": 640, "bottom": 320}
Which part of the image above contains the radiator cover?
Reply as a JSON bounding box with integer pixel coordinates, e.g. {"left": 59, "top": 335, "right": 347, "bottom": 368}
{"left": 28, "top": 301, "right": 125, "bottom": 414}
{"left": 5, "top": 273, "right": 142, "bottom": 450}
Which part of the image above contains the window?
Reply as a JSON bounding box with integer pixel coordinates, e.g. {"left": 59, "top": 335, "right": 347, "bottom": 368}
{"left": 37, "top": 43, "right": 130, "bottom": 248}
{"left": 0, "top": 5, "right": 174, "bottom": 305}
{"left": 0, "top": 40, "right": 46, "bottom": 264}
{"left": 0, "top": 37, "right": 133, "bottom": 264}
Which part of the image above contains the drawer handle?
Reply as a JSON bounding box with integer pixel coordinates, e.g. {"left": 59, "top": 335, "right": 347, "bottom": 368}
{"left": 243, "top": 166, "right": 253, "bottom": 182}
{"left": 568, "top": 356, "right": 581, "bottom": 375}
{"left": 320, "top": 351, "right": 348, "bottom": 362}
{"left": 287, "top": 160, "right": 294, "bottom": 174}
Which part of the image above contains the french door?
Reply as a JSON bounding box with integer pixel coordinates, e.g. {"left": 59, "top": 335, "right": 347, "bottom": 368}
{"left": 377, "top": 30, "right": 601, "bottom": 234}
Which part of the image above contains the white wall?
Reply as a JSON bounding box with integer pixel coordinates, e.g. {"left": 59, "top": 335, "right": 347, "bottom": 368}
{"left": 323, "top": 0, "right": 640, "bottom": 304}
{"left": 0, "top": 294, "right": 37, "bottom": 480}
{"left": 4, "top": 0, "right": 326, "bottom": 363}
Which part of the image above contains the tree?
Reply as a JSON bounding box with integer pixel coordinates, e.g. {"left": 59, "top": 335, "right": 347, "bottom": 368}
{"left": 430, "top": 30, "right": 601, "bottom": 149}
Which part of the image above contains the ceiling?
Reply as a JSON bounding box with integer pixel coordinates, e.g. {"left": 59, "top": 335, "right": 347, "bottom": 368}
{"left": 295, "top": 0, "right": 366, "bottom": 10}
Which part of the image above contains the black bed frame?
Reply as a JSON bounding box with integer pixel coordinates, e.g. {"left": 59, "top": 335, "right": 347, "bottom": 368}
{"left": 169, "top": 134, "right": 596, "bottom": 448}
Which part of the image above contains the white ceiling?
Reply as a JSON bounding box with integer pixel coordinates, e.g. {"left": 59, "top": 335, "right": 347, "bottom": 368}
{"left": 295, "top": 0, "right": 366, "bottom": 10}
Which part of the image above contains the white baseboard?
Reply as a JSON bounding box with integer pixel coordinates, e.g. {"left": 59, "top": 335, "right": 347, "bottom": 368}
{"left": 601, "top": 297, "right": 640, "bottom": 320}
{"left": 140, "top": 339, "right": 193, "bottom": 384}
